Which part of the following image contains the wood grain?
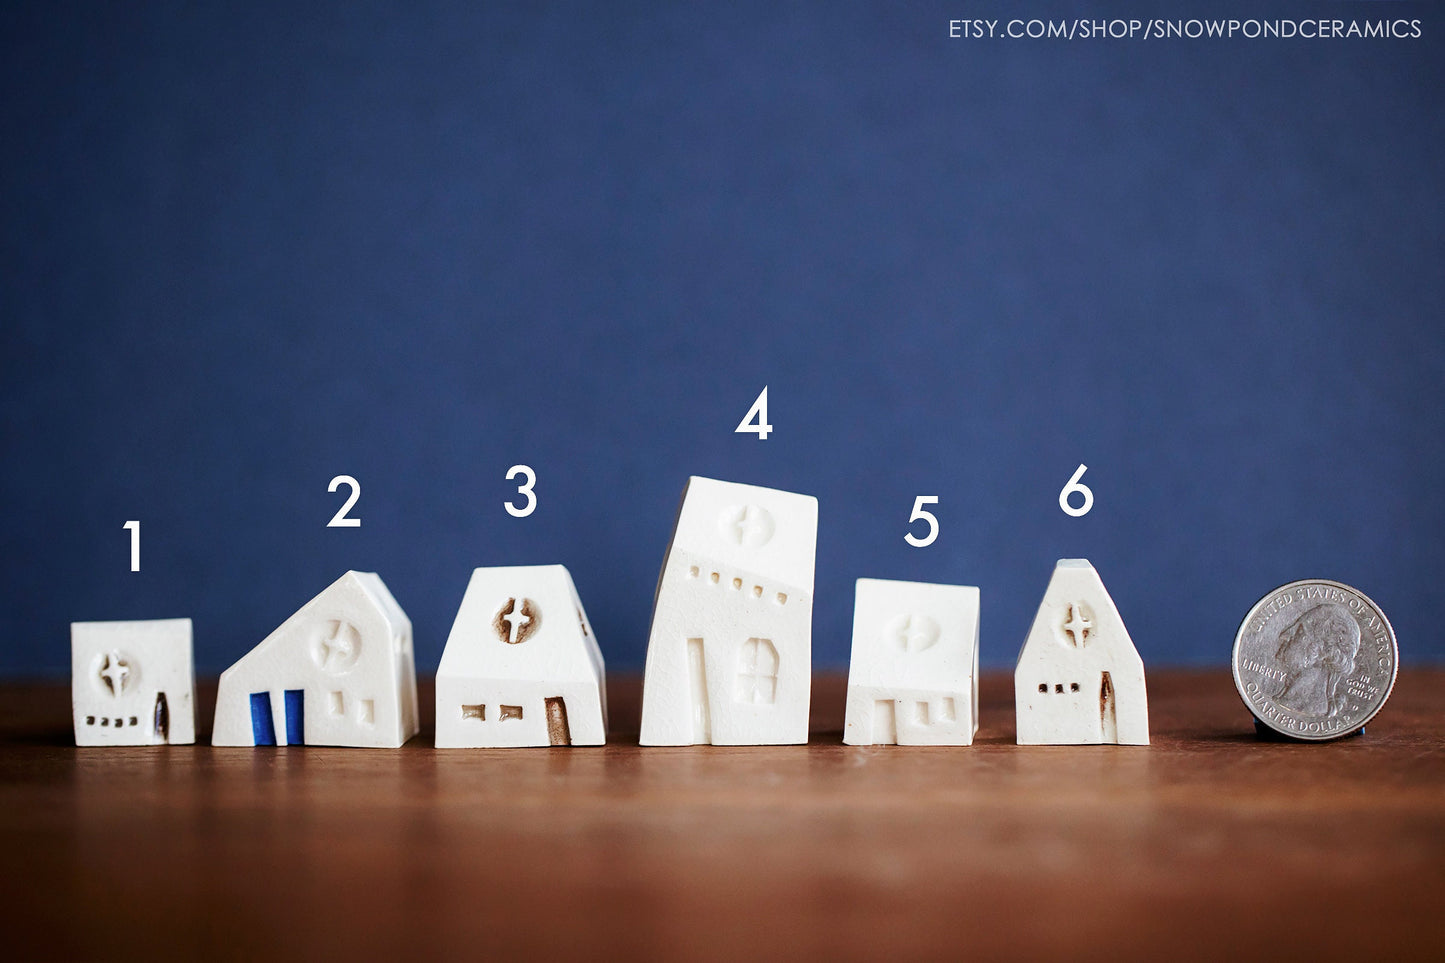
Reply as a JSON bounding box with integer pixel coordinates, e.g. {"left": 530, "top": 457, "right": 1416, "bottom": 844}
{"left": 2, "top": 671, "right": 1443, "bottom": 961}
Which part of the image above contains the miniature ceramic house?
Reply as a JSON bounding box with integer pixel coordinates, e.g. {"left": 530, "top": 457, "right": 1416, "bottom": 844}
{"left": 1015, "top": 559, "right": 1148, "bottom": 745}
{"left": 211, "top": 571, "right": 418, "bottom": 748}
{"left": 843, "top": 579, "right": 979, "bottom": 746}
{"left": 434, "top": 564, "right": 606, "bottom": 748}
{"left": 72, "top": 618, "right": 196, "bottom": 746}
{"left": 639, "top": 476, "right": 818, "bottom": 746}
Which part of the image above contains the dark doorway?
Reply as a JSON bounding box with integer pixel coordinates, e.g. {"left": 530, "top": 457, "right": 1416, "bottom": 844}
{"left": 545, "top": 697, "right": 571, "bottom": 746}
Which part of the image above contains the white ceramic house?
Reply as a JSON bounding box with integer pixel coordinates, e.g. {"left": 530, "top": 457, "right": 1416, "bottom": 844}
{"left": 435, "top": 564, "right": 606, "bottom": 748}
{"left": 212, "top": 571, "right": 419, "bottom": 748}
{"left": 843, "top": 578, "right": 979, "bottom": 746}
{"left": 640, "top": 476, "right": 818, "bottom": 746}
{"left": 71, "top": 618, "right": 196, "bottom": 746}
{"left": 1015, "top": 559, "right": 1148, "bottom": 745}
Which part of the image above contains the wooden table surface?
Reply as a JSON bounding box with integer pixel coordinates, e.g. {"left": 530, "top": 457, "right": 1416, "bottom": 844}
{"left": 2, "top": 670, "right": 1443, "bottom": 962}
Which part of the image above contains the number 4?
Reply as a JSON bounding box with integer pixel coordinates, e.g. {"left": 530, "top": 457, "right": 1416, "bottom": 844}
{"left": 735, "top": 386, "right": 772, "bottom": 440}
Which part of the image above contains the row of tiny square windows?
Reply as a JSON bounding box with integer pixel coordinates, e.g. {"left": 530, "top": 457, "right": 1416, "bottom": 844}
{"left": 1039, "top": 683, "right": 1081, "bottom": 694}
{"left": 86, "top": 715, "right": 139, "bottom": 727}
{"left": 686, "top": 566, "right": 788, "bottom": 605}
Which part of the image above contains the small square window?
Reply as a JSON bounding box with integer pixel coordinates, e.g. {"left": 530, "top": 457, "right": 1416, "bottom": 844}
{"left": 1038, "top": 683, "right": 1047, "bottom": 694}
{"left": 1070, "top": 682, "right": 1080, "bottom": 692}
{"left": 1055, "top": 684, "right": 1064, "bottom": 694}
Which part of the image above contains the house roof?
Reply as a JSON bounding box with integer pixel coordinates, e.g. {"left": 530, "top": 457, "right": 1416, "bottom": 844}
{"left": 665, "top": 476, "right": 819, "bottom": 593}
{"left": 437, "top": 564, "right": 602, "bottom": 684}
{"left": 848, "top": 578, "right": 978, "bottom": 690}
{"left": 1015, "top": 559, "right": 1142, "bottom": 668}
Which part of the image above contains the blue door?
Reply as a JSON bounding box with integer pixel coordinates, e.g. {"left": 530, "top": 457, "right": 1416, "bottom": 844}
{"left": 250, "top": 692, "right": 276, "bottom": 745}
{"left": 284, "top": 689, "right": 305, "bottom": 745}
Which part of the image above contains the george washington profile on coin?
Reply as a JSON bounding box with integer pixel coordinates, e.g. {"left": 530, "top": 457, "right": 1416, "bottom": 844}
{"left": 1270, "top": 602, "right": 1361, "bottom": 717}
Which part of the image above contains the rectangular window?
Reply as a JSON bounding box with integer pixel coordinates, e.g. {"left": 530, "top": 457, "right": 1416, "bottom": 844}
{"left": 500, "top": 705, "right": 523, "bottom": 721}
{"left": 461, "top": 704, "right": 485, "bottom": 720}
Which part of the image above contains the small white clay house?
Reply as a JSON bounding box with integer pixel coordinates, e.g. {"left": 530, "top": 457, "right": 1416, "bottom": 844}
{"left": 211, "top": 571, "right": 419, "bottom": 748}
{"left": 71, "top": 618, "right": 196, "bottom": 746}
{"left": 844, "top": 578, "right": 979, "bottom": 746}
{"left": 434, "top": 564, "right": 606, "bottom": 748}
{"left": 1015, "top": 559, "right": 1149, "bottom": 745}
{"left": 640, "top": 476, "right": 818, "bottom": 746}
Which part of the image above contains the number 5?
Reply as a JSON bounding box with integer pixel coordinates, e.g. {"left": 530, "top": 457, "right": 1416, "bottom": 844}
{"left": 505, "top": 465, "right": 537, "bottom": 518}
{"left": 904, "top": 496, "right": 940, "bottom": 548}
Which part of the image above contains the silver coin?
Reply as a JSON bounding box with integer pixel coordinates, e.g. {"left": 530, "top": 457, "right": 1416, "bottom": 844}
{"left": 1232, "top": 579, "right": 1398, "bottom": 741}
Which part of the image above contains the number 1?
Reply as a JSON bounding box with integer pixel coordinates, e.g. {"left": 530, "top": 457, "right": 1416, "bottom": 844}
{"left": 123, "top": 520, "right": 140, "bottom": 572}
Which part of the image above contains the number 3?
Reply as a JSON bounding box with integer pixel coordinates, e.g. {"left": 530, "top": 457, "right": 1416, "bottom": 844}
{"left": 506, "top": 465, "right": 537, "bottom": 517}
{"left": 904, "top": 496, "right": 940, "bottom": 548}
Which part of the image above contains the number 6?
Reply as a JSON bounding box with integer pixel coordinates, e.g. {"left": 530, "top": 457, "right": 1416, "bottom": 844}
{"left": 904, "top": 496, "right": 940, "bottom": 548}
{"left": 1058, "top": 464, "right": 1093, "bottom": 517}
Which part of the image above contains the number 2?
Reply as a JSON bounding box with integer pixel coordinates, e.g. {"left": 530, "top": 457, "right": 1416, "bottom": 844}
{"left": 506, "top": 465, "right": 537, "bottom": 517}
{"left": 735, "top": 386, "right": 772, "bottom": 440}
{"left": 904, "top": 496, "right": 940, "bottom": 548}
{"left": 327, "top": 475, "right": 361, "bottom": 527}
{"left": 123, "top": 520, "right": 140, "bottom": 572}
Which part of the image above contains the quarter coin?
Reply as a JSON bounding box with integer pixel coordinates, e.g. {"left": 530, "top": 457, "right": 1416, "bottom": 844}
{"left": 1232, "top": 579, "right": 1398, "bottom": 741}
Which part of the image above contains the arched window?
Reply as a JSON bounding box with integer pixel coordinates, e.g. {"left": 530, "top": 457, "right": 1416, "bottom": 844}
{"left": 735, "top": 638, "right": 779, "bottom": 704}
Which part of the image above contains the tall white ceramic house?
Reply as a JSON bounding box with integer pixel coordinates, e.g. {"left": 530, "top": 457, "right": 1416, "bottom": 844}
{"left": 1015, "top": 559, "right": 1149, "bottom": 746}
{"left": 843, "top": 579, "right": 979, "bottom": 746}
{"left": 435, "top": 564, "right": 607, "bottom": 748}
{"left": 211, "top": 571, "right": 419, "bottom": 748}
{"left": 640, "top": 476, "right": 818, "bottom": 746}
{"left": 71, "top": 618, "right": 196, "bottom": 746}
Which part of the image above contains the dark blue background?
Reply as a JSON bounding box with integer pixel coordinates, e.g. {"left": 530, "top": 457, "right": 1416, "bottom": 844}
{"left": 3, "top": 2, "right": 1441, "bottom": 677}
